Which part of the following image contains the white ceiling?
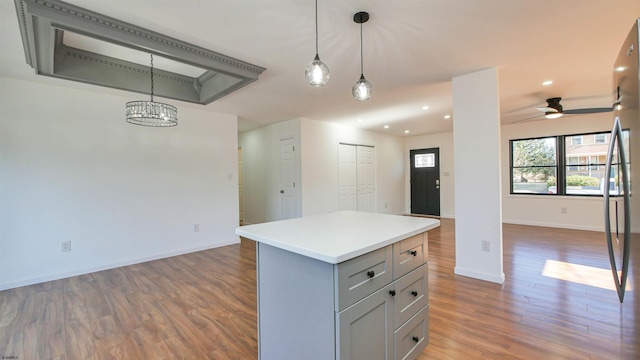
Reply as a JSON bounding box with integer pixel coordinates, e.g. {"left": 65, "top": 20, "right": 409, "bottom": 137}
{"left": 1, "top": 1, "right": 639, "bottom": 136}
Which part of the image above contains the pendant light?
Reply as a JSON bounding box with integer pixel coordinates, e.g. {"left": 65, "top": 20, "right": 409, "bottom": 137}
{"left": 126, "top": 54, "right": 178, "bottom": 127}
{"left": 352, "top": 11, "right": 372, "bottom": 101}
{"left": 305, "top": 0, "right": 330, "bottom": 86}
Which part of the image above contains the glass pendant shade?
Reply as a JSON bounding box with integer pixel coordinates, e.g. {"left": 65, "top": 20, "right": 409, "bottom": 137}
{"left": 305, "top": 54, "right": 330, "bottom": 87}
{"left": 352, "top": 74, "right": 372, "bottom": 101}
{"left": 353, "top": 11, "right": 371, "bottom": 101}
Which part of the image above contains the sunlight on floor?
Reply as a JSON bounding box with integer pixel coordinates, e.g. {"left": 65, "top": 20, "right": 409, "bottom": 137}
{"left": 541, "top": 259, "right": 631, "bottom": 291}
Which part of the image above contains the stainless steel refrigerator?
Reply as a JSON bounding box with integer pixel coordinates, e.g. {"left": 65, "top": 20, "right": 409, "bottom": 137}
{"left": 605, "top": 17, "right": 639, "bottom": 358}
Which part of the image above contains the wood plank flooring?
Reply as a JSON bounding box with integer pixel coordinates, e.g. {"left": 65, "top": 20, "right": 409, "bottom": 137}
{"left": 1, "top": 220, "right": 638, "bottom": 359}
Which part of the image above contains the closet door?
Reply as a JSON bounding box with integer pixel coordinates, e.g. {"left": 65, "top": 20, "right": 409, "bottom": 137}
{"left": 339, "top": 144, "right": 357, "bottom": 211}
{"left": 339, "top": 144, "right": 375, "bottom": 212}
{"left": 357, "top": 146, "right": 375, "bottom": 212}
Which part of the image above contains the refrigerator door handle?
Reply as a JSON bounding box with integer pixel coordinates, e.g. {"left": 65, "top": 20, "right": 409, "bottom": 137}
{"left": 603, "top": 117, "right": 632, "bottom": 303}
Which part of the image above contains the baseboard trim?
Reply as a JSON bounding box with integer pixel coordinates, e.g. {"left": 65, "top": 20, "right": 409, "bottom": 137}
{"left": 454, "top": 266, "right": 505, "bottom": 284}
{"left": 502, "top": 219, "right": 608, "bottom": 232}
{"left": 0, "top": 239, "right": 240, "bottom": 291}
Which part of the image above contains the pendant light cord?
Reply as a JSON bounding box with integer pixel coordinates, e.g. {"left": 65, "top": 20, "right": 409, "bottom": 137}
{"left": 314, "top": 0, "right": 319, "bottom": 55}
{"left": 150, "top": 54, "right": 154, "bottom": 103}
{"left": 359, "top": 22, "right": 364, "bottom": 75}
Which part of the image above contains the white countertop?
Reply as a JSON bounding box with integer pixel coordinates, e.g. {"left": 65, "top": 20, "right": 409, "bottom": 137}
{"left": 235, "top": 211, "right": 440, "bottom": 264}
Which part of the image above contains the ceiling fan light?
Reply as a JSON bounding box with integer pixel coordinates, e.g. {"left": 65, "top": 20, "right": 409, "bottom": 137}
{"left": 305, "top": 54, "right": 330, "bottom": 86}
{"left": 545, "top": 112, "right": 563, "bottom": 119}
{"left": 353, "top": 74, "right": 372, "bottom": 101}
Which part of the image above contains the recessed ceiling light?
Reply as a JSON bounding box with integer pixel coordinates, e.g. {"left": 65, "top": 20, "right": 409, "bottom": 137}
{"left": 404, "top": 130, "right": 410, "bottom": 134}
{"left": 542, "top": 80, "right": 553, "bottom": 86}
{"left": 615, "top": 66, "right": 626, "bottom": 72}
{"left": 444, "top": 115, "right": 451, "bottom": 119}
{"left": 383, "top": 125, "right": 389, "bottom": 129}
{"left": 421, "top": 106, "right": 429, "bottom": 110}
{"left": 357, "top": 118, "right": 363, "bottom": 123}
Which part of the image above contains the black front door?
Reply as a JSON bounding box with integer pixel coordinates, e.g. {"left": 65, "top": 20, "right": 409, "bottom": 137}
{"left": 410, "top": 148, "right": 440, "bottom": 216}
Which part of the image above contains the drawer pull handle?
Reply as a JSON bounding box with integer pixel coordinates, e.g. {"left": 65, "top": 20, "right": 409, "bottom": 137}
{"left": 367, "top": 270, "right": 375, "bottom": 278}
{"left": 411, "top": 290, "right": 418, "bottom": 297}
{"left": 389, "top": 290, "right": 396, "bottom": 296}
{"left": 410, "top": 250, "right": 417, "bottom": 256}
{"left": 412, "top": 336, "right": 419, "bottom": 343}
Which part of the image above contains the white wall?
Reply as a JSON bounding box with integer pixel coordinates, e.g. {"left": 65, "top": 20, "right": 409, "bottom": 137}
{"left": 0, "top": 77, "right": 239, "bottom": 290}
{"left": 501, "top": 113, "right": 623, "bottom": 231}
{"left": 452, "top": 67, "right": 504, "bottom": 284}
{"left": 299, "top": 118, "right": 406, "bottom": 216}
{"left": 404, "top": 132, "right": 455, "bottom": 218}
{"left": 238, "top": 118, "right": 301, "bottom": 224}
{"left": 239, "top": 118, "right": 405, "bottom": 223}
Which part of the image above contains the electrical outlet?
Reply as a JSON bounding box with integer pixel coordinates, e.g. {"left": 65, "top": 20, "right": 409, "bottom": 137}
{"left": 481, "top": 240, "right": 490, "bottom": 252}
{"left": 61, "top": 241, "right": 71, "bottom": 252}
{"left": 561, "top": 207, "right": 567, "bottom": 214}
{"left": 194, "top": 224, "right": 200, "bottom": 232}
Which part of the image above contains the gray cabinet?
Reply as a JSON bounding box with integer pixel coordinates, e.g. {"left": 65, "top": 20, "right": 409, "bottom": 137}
{"left": 337, "top": 283, "right": 394, "bottom": 360}
{"left": 255, "top": 232, "right": 429, "bottom": 360}
{"left": 336, "top": 264, "right": 428, "bottom": 360}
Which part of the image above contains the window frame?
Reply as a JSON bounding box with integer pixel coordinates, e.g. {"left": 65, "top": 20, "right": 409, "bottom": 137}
{"left": 509, "top": 136, "right": 561, "bottom": 196}
{"left": 509, "top": 129, "right": 629, "bottom": 197}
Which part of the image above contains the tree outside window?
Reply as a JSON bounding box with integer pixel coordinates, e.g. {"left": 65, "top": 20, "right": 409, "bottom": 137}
{"left": 511, "top": 137, "right": 557, "bottom": 194}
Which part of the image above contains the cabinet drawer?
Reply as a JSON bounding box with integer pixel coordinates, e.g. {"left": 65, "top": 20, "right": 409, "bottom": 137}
{"left": 393, "top": 233, "right": 425, "bottom": 278}
{"left": 335, "top": 245, "right": 393, "bottom": 311}
{"left": 392, "top": 263, "right": 428, "bottom": 329}
{"left": 394, "top": 305, "right": 429, "bottom": 360}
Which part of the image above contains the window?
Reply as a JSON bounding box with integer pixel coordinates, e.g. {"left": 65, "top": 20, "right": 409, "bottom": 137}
{"left": 415, "top": 154, "right": 435, "bottom": 168}
{"left": 510, "top": 137, "right": 557, "bottom": 194}
{"left": 571, "top": 136, "right": 583, "bottom": 145}
{"left": 510, "top": 130, "right": 629, "bottom": 196}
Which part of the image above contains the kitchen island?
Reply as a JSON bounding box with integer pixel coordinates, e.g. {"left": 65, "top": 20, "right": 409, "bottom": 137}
{"left": 236, "top": 211, "right": 440, "bottom": 360}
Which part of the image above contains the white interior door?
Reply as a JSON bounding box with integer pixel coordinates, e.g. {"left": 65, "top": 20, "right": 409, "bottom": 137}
{"left": 339, "top": 143, "right": 375, "bottom": 212}
{"left": 357, "top": 145, "right": 375, "bottom": 212}
{"left": 339, "top": 144, "right": 357, "bottom": 210}
{"left": 280, "top": 138, "right": 297, "bottom": 220}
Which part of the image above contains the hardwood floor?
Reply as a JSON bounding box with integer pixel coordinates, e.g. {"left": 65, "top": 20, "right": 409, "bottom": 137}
{"left": 1, "top": 220, "right": 638, "bottom": 359}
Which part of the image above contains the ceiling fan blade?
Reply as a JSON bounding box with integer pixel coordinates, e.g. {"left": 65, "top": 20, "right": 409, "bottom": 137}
{"left": 564, "top": 107, "right": 613, "bottom": 114}
{"left": 513, "top": 114, "right": 545, "bottom": 123}
{"left": 536, "top": 107, "right": 558, "bottom": 113}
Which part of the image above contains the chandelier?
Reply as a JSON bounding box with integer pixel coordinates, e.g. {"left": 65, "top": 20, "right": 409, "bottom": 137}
{"left": 126, "top": 54, "right": 178, "bottom": 127}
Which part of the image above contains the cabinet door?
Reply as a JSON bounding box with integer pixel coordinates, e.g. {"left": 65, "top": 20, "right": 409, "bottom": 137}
{"left": 337, "top": 284, "right": 394, "bottom": 360}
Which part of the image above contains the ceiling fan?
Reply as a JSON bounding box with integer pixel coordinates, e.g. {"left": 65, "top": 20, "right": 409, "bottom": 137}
{"left": 536, "top": 97, "right": 613, "bottom": 119}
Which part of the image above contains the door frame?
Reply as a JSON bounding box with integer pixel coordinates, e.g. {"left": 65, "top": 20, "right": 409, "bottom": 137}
{"left": 409, "top": 147, "right": 441, "bottom": 217}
